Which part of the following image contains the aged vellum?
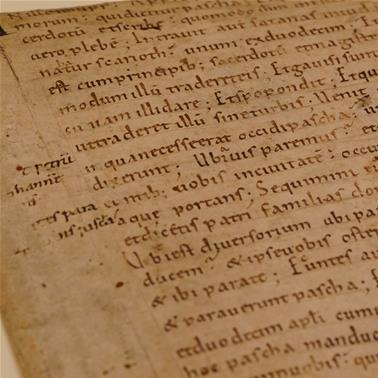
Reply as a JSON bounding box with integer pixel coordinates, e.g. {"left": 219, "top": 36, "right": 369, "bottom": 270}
{"left": 1, "top": 0, "right": 377, "bottom": 377}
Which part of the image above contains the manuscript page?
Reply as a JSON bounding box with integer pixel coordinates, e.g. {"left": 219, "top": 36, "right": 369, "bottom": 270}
{"left": 1, "top": 1, "right": 377, "bottom": 377}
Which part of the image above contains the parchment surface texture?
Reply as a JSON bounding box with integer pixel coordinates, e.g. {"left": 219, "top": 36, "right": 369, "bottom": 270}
{"left": 1, "top": 1, "right": 377, "bottom": 377}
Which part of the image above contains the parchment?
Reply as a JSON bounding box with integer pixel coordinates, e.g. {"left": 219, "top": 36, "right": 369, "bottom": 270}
{"left": 1, "top": 1, "right": 377, "bottom": 377}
